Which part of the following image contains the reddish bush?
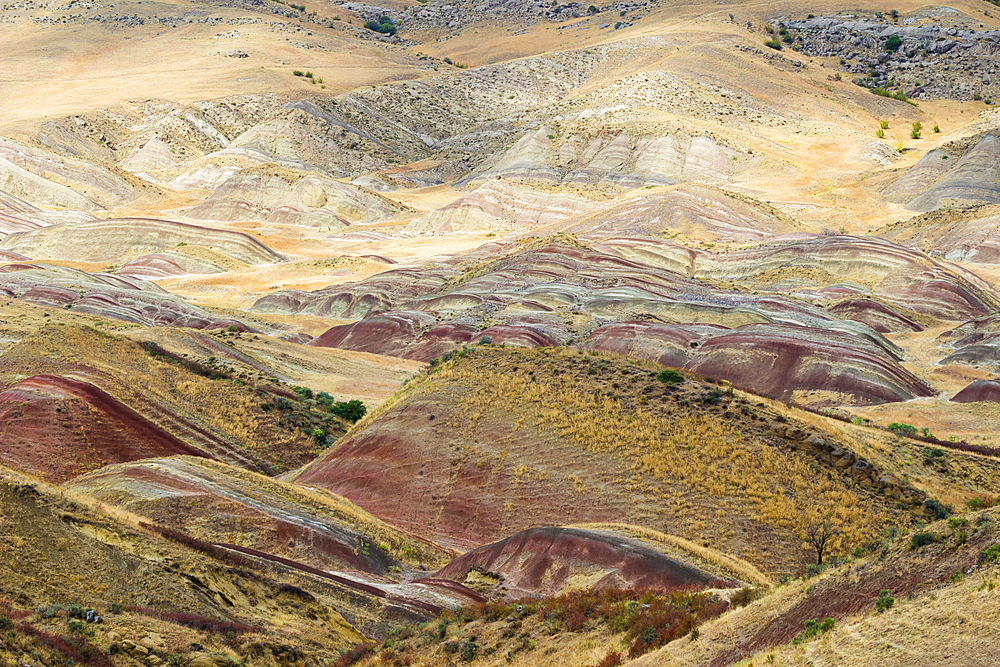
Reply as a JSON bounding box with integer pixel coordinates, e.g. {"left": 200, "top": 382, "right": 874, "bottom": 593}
{"left": 17, "top": 623, "right": 116, "bottom": 667}
{"left": 333, "top": 643, "right": 375, "bottom": 667}
{"left": 595, "top": 651, "right": 623, "bottom": 667}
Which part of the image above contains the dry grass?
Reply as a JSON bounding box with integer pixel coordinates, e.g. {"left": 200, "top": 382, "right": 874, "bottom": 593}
{"left": 422, "top": 346, "right": 887, "bottom": 560}
{"left": 569, "top": 523, "right": 772, "bottom": 587}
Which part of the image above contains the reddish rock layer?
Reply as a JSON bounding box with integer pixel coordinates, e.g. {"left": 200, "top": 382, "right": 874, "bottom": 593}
{"left": 0, "top": 374, "right": 207, "bottom": 482}
{"left": 687, "top": 323, "right": 934, "bottom": 405}
{"left": 827, "top": 298, "right": 924, "bottom": 333}
{"left": 951, "top": 380, "right": 1000, "bottom": 403}
{"left": 435, "top": 527, "right": 726, "bottom": 599}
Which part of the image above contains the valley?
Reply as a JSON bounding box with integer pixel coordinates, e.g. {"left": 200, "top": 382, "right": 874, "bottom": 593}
{"left": 1, "top": 1, "right": 1000, "bottom": 666}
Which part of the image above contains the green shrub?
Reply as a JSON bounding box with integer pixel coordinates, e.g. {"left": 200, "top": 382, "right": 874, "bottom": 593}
{"left": 910, "top": 121, "right": 922, "bottom": 139}
{"left": 885, "top": 34, "right": 902, "bottom": 52}
{"left": 657, "top": 369, "right": 684, "bottom": 385}
{"left": 933, "top": 123, "right": 940, "bottom": 133}
{"left": 364, "top": 17, "right": 396, "bottom": 35}
{"left": 983, "top": 544, "right": 1000, "bottom": 563}
{"left": 910, "top": 532, "right": 940, "bottom": 550}
{"left": 966, "top": 496, "right": 996, "bottom": 510}
{"left": 887, "top": 422, "right": 918, "bottom": 435}
{"left": 880, "top": 119, "right": 889, "bottom": 129}
{"left": 876, "top": 129, "right": 885, "bottom": 138}
{"left": 292, "top": 70, "right": 304, "bottom": 76}
{"left": 870, "top": 86, "right": 915, "bottom": 105}
{"left": 764, "top": 39, "right": 782, "bottom": 50}
{"left": 330, "top": 399, "right": 366, "bottom": 423}
{"left": 792, "top": 618, "right": 835, "bottom": 644}
{"left": 874, "top": 590, "right": 894, "bottom": 613}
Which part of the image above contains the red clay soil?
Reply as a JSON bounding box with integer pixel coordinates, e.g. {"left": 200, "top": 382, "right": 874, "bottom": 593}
{"left": 0, "top": 374, "right": 207, "bottom": 482}
{"left": 580, "top": 322, "right": 728, "bottom": 367}
{"left": 293, "top": 400, "right": 630, "bottom": 554}
{"left": 435, "top": 526, "right": 728, "bottom": 599}
{"left": 951, "top": 379, "right": 1000, "bottom": 403}
{"left": 687, "top": 323, "right": 935, "bottom": 405}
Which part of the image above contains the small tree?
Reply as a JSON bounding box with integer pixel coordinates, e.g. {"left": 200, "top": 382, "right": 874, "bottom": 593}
{"left": 588, "top": 5, "right": 598, "bottom": 14}
{"left": 910, "top": 121, "right": 922, "bottom": 139}
{"left": 884, "top": 34, "right": 902, "bottom": 52}
{"left": 806, "top": 519, "right": 840, "bottom": 566}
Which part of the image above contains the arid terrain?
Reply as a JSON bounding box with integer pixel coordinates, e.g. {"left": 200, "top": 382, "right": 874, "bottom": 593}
{"left": 2, "top": 1, "right": 1000, "bottom": 666}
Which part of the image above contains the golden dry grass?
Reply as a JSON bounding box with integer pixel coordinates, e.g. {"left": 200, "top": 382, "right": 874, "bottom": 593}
{"left": 569, "top": 523, "right": 772, "bottom": 587}
{"left": 430, "top": 347, "right": 885, "bottom": 556}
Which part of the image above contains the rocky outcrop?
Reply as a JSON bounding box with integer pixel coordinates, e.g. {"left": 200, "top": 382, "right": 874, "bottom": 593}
{"left": 546, "top": 185, "right": 797, "bottom": 242}
{"left": 179, "top": 166, "right": 401, "bottom": 226}
{"left": 785, "top": 11, "right": 1000, "bottom": 102}
{"left": 580, "top": 320, "right": 931, "bottom": 405}
{"left": 686, "top": 323, "right": 935, "bottom": 405}
{"left": 406, "top": 180, "right": 599, "bottom": 234}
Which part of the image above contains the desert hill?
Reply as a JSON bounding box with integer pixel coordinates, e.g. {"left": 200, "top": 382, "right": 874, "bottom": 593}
{"left": 5, "top": 1, "right": 1000, "bottom": 665}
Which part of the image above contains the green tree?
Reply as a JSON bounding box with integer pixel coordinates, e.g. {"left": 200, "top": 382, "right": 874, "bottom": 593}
{"left": 885, "top": 34, "right": 902, "bottom": 52}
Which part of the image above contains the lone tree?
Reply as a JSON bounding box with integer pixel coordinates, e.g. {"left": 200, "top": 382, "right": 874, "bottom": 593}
{"left": 884, "top": 34, "right": 902, "bottom": 52}
{"left": 806, "top": 519, "right": 841, "bottom": 566}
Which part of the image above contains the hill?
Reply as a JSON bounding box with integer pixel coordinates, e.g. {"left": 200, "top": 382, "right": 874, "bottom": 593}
{"left": 292, "top": 344, "right": 1000, "bottom": 574}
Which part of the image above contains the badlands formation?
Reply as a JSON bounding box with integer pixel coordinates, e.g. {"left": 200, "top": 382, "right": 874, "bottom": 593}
{"left": 2, "top": 1, "right": 1000, "bottom": 667}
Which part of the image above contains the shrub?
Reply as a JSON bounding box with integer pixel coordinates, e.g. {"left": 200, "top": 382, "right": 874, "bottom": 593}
{"left": 729, "top": 587, "right": 761, "bottom": 608}
{"left": 292, "top": 70, "right": 304, "bottom": 76}
{"left": 330, "top": 399, "right": 367, "bottom": 423}
{"left": 887, "top": 422, "right": 918, "bottom": 435}
{"left": 874, "top": 590, "right": 894, "bottom": 613}
{"left": 933, "top": 123, "right": 940, "bottom": 133}
{"left": 792, "top": 618, "right": 835, "bottom": 644}
{"left": 983, "top": 544, "right": 1000, "bottom": 563}
{"left": 364, "top": 17, "right": 396, "bottom": 35}
{"left": 657, "top": 369, "right": 684, "bottom": 385}
{"left": 910, "top": 531, "right": 940, "bottom": 550}
{"left": 885, "top": 34, "right": 902, "bottom": 52}
{"left": 596, "top": 652, "right": 622, "bottom": 667}
{"left": 910, "top": 121, "right": 922, "bottom": 139}
{"left": 880, "top": 119, "right": 889, "bottom": 129}
{"left": 870, "top": 86, "right": 915, "bottom": 105}
{"left": 764, "top": 39, "right": 782, "bottom": 50}
{"left": 966, "top": 496, "right": 996, "bottom": 511}
{"left": 588, "top": 5, "right": 598, "bottom": 13}
{"left": 876, "top": 129, "right": 885, "bottom": 138}
{"left": 334, "top": 643, "right": 375, "bottom": 667}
